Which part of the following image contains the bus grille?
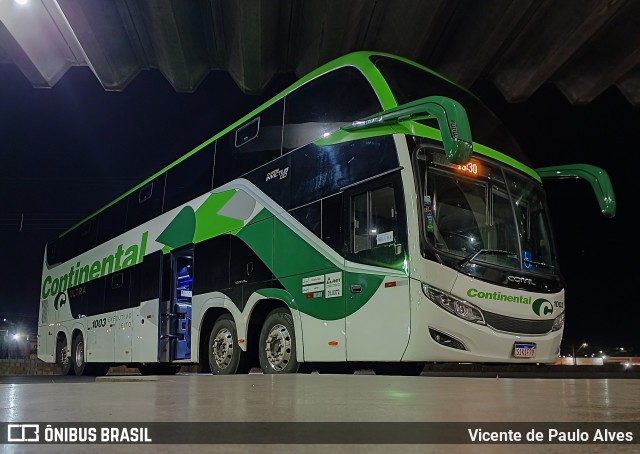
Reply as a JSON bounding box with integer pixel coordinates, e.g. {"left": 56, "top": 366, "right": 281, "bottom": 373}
{"left": 483, "top": 311, "right": 554, "bottom": 335}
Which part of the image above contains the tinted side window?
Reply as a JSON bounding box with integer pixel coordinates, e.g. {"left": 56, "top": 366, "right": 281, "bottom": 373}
{"left": 54, "top": 219, "right": 98, "bottom": 263}
{"left": 76, "top": 220, "right": 98, "bottom": 255}
{"left": 289, "top": 195, "right": 343, "bottom": 256}
{"left": 283, "top": 67, "right": 381, "bottom": 152}
{"left": 289, "top": 136, "right": 398, "bottom": 208}
{"left": 290, "top": 202, "right": 321, "bottom": 238}
{"left": 104, "top": 269, "right": 132, "bottom": 312}
{"left": 213, "top": 100, "right": 284, "bottom": 188}
{"left": 193, "top": 235, "right": 230, "bottom": 294}
{"left": 164, "top": 144, "right": 215, "bottom": 213}
{"left": 229, "top": 235, "right": 272, "bottom": 286}
{"left": 133, "top": 250, "right": 162, "bottom": 302}
{"left": 96, "top": 199, "right": 128, "bottom": 244}
{"left": 126, "top": 174, "right": 166, "bottom": 229}
{"left": 85, "top": 278, "right": 106, "bottom": 317}
{"left": 68, "top": 283, "right": 89, "bottom": 318}
{"left": 46, "top": 240, "right": 58, "bottom": 266}
{"left": 245, "top": 153, "right": 292, "bottom": 210}
{"left": 322, "top": 194, "right": 343, "bottom": 255}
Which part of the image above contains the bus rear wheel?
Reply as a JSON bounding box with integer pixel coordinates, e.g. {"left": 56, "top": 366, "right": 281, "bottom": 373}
{"left": 56, "top": 336, "right": 73, "bottom": 375}
{"left": 209, "top": 314, "right": 249, "bottom": 375}
{"left": 259, "top": 308, "right": 299, "bottom": 374}
{"left": 71, "top": 333, "right": 87, "bottom": 376}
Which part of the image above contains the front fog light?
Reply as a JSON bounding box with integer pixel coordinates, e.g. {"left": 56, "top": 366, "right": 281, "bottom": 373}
{"left": 422, "top": 283, "right": 485, "bottom": 325}
{"left": 552, "top": 312, "right": 565, "bottom": 332}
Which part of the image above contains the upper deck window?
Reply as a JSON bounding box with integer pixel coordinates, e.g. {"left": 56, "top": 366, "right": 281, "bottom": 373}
{"left": 283, "top": 66, "right": 381, "bottom": 152}
{"left": 372, "top": 56, "right": 530, "bottom": 166}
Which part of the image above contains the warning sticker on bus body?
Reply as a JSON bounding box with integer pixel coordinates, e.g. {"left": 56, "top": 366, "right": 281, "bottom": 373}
{"left": 325, "top": 272, "right": 342, "bottom": 298}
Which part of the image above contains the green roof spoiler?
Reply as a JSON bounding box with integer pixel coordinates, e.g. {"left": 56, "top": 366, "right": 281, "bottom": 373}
{"left": 536, "top": 164, "right": 617, "bottom": 218}
{"left": 343, "top": 95, "right": 473, "bottom": 164}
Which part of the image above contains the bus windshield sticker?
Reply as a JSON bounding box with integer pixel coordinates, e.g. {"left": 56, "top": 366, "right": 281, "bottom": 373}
{"left": 376, "top": 231, "right": 394, "bottom": 245}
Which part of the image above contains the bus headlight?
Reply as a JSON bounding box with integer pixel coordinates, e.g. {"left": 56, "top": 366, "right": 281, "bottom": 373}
{"left": 551, "top": 312, "right": 565, "bottom": 332}
{"left": 422, "top": 283, "right": 485, "bottom": 325}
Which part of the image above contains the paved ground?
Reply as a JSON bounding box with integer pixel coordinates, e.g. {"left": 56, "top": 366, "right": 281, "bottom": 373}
{"left": 1, "top": 372, "right": 639, "bottom": 453}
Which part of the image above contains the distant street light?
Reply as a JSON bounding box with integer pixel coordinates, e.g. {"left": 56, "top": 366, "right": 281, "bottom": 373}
{"left": 572, "top": 342, "right": 588, "bottom": 365}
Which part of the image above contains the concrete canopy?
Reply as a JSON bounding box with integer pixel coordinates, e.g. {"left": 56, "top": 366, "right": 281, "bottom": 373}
{"left": 0, "top": 0, "right": 638, "bottom": 105}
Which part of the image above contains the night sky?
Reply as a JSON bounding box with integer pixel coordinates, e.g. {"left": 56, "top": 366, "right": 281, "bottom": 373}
{"left": 0, "top": 61, "right": 634, "bottom": 352}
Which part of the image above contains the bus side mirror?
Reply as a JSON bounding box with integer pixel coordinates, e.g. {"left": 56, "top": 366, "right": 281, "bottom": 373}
{"left": 536, "top": 164, "right": 616, "bottom": 218}
{"left": 343, "top": 96, "right": 473, "bottom": 164}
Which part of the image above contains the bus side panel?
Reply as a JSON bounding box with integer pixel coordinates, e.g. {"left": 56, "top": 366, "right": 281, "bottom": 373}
{"left": 87, "top": 315, "right": 114, "bottom": 362}
{"left": 272, "top": 217, "right": 346, "bottom": 362}
{"left": 345, "top": 273, "right": 410, "bottom": 361}
{"left": 114, "top": 308, "right": 134, "bottom": 363}
{"left": 131, "top": 299, "right": 160, "bottom": 362}
{"left": 37, "top": 297, "right": 55, "bottom": 363}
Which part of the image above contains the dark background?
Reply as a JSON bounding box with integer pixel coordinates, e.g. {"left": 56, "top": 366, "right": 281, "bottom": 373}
{"left": 0, "top": 62, "right": 633, "bottom": 353}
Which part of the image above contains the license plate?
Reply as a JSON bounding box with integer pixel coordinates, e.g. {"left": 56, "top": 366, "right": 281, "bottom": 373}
{"left": 513, "top": 343, "right": 536, "bottom": 358}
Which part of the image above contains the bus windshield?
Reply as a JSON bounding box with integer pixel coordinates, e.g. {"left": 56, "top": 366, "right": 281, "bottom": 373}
{"left": 415, "top": 148, "right": 559, "bottom": 276}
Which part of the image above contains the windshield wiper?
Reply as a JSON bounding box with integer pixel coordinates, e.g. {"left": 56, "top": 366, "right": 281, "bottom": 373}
{"left": 456, "top": 248, "right": 517, "bottom": 270}
{"left": 523, "top": 258, "right": 556, "bottom": 271}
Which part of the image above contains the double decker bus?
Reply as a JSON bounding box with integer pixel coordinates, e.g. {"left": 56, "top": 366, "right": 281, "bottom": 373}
{"left": 37, "top": 51, "right": 616, "bottom": 376}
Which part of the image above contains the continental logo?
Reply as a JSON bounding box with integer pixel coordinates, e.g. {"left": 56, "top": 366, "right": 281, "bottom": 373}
{"left": 532, "top": 298, "right": 554, "bottom": 316}
{"left": 41, "top": 232, "right": 148, "bottom": 300}
{"left": 467, "top": 289, "right": 555, "bottom": 317}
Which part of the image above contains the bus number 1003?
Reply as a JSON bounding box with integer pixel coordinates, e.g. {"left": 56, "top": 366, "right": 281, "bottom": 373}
{"left": 92, "top": 318, "right": 107, "bottom": 329}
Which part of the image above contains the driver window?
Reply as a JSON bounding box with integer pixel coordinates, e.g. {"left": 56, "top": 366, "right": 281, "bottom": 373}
{"left": 348, "top": 180, "right": 406, "bottom": 270}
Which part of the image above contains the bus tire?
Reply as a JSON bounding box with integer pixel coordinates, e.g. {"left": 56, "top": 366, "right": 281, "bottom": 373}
{"left": 56, "top": 335, "right": 73, "bottom": 376}
{"left": 71, "top": 333, "right": 87, "bottom": 376}
{"left": 209, "top": 314, "right": 250, "bottom": 375}
{"left": 259, "top": 308, "right": 299, "bottom": 374}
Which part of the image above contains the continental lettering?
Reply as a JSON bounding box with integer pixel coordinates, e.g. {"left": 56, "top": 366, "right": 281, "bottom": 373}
{"left": 467, "top": 288, "right": 532, "bottom": 305}
{"left": 41, "top": 232, "right": 148, "bottom": 299}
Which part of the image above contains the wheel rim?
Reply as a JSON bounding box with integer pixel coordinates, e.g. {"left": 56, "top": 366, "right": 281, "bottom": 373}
{"left": 212, "top": 328, "right": 233, "bottom": 370}
{"left": 74, "top": 340, "right": 84, "bottom": 368}
{"left": 59, "top": 342, "right": 69, "bottom": 368}
{"left": 264, "top": 323, "right": 292, "bottom": 371}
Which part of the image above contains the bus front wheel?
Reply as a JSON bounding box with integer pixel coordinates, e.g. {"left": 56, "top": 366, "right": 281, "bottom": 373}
{"left": 208, "top": 314, "right": 250, "bottom": 375}
{"left": 259, "top": 308, "right": 299, "bottom": 374}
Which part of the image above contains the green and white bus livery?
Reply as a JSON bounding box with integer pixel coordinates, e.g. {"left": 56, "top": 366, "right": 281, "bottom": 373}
{"left": 37, "top": 51, "right": 616, "bottom": 376}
